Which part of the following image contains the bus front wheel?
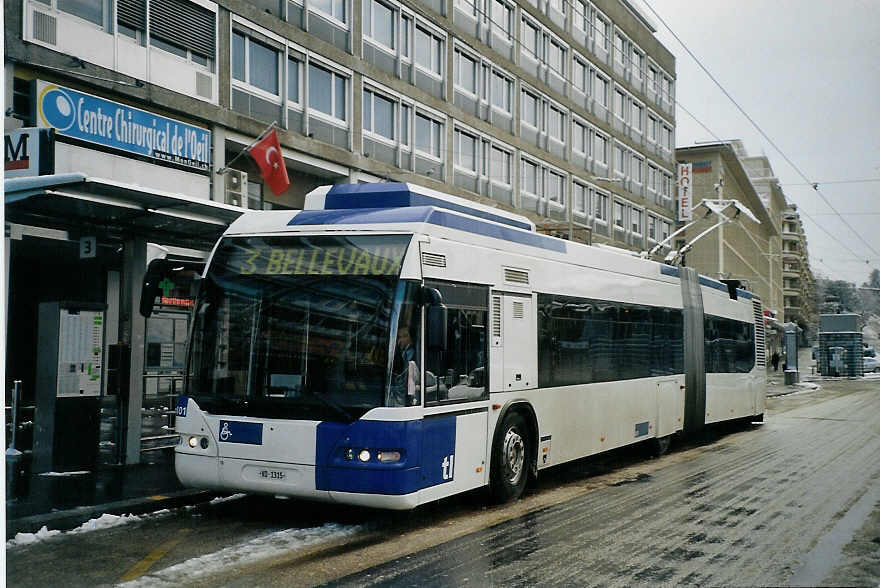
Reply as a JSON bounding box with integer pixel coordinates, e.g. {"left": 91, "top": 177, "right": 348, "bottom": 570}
{"left": 490, "top": 412, "right": 531, "bottom": 503}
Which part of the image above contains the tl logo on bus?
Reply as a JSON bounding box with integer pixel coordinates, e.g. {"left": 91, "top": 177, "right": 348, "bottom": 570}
{"left": 442, "top": 454, "right": 455, "bottom": 480}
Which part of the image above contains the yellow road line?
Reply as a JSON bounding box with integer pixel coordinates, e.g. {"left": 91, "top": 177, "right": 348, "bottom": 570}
{"left": 119, "top": 528, "right": 191, "bottom": 582}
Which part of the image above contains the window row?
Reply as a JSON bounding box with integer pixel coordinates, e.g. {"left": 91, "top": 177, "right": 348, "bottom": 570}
{"left": 537, "top": 294, "right": 685, "bottom": 387}
{"left": 362, "top": 84, "right": 445, "bottom": 160}
{"left": 362, "top": 0, "right": 445, "bottom": 78}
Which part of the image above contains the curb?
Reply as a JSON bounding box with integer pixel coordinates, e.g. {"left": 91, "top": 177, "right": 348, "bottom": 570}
{"left": 6, "top": 489, "right": 216, "bottom": 539}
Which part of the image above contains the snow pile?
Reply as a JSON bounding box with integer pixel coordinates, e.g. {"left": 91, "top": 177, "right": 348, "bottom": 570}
{"left": 7, "top": 510, "right": 173, "bottom": 550}
{"left": 208, "top": 493, "right": 247, "bottom": 505}
{"left": 795, "top": 382, "right": 820, "bottom": 391}
{"left": 121, "top": 523, "right": 363, "bottom": 587}
{"left": 6, "top": 526, "right": 61, "bottom": 547}
{"left": 38, "top": 471, "right": 90, "bottom": 477}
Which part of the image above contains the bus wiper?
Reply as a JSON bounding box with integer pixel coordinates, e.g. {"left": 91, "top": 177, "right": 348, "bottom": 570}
{"left": 301, "top": 388, "right": 354, "bottom": 422}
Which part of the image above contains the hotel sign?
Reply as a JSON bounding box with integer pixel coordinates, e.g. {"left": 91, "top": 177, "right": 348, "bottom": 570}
{"left": 36, "top": 81, "right": 211, "bottom": 172}
{"left": 677, "top": 163, "right": 692, "bottom": 222}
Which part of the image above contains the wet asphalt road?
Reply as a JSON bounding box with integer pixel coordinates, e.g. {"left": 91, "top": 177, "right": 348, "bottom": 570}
{"left": 325, "top": 383, "right": 880, "bottom": 586}
{"left": 6, "top": 378, "right": 880, "bottom": 587}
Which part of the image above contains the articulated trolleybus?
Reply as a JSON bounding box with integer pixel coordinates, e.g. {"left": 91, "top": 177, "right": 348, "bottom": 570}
{"left": 173, "top": 182, "right": 766, "bottom": 509}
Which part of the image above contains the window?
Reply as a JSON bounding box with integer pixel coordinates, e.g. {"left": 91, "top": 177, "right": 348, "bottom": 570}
{"left": 613, "top": 201, "right": 624, "bottom": 228}
{"left": 614, "top": 34, "right": 625, "bottom": 65}
{"left": 614, "top": 144, "right": 626, "bottom": 176}
{"left": 522, "top": 159, "right": 538, "bottom": 195}
{"left": 424, "top": 281, "right": 489, "bottom": 405}
{"left": 288, "top": 57, "right": 300, "bottom": 104}
{"left": 594, "top": 133, "right": 608, "bottom": 165}
{"left": 647, "top": 164, "right": 659, "bottom": 193}
{"left": 364, "top": 0, "right": 395, "bottom": 49}
{"left": 538, "top": 294, "right": 684, "bottom": 386}
{"left": 573, "top": 0, "right": 589, "bottom": 33}
{"left": 632, "top": 208, "right": 642, "bottom": 234}
{"left": 455, "top": 50, "right": 478, "bottom": 94}
{"left": 547, "top": 38, "right": 566, "bottom": 77}
{"left": 614, "top": 89, "right": 626, "bottom": 120}
{"left": 633, "top": 156, "right": 644, "bottom": 184}
{"left": 648, "top": 115, "right": 659, "bottom": 143}
{"left": 521, "top": 19, "right": 540, "bottom": 60}
{"left": 363, "top": 88, "right": 395, "bottom": 139}
{"left": 491, "top": 0, "right": 513, "bottom": 37}
{"left": 573, "top": 182, "right": 589, "bottom": 215}
{"left": 547, "top": 171, "right": 566, "bottom": 206}
{"left": 548, "top": 105, "right": 566, "bottom": 144}
{"left": 632, "top": 48, "right": 644, "bottom": 76}
{"left": 455, "top": 128, "right": 478, "bottom": 172}
{"left": 704, "top": 316, "right": 755, "bottom": 373}
{"left": 311, "top": 63, "right": 347, "bottom": 121}
{"left": 595, "top": 74, "right": 609, "bottom": 107}
{"left": 490, "top": 146, "right": 512, "bottom": 185}
{"left": 415, "top": 113, "right": 442, "bottom": 158}
{"left": 632, "top": 102, "right": 643, "bottom": 132}
{"left": 661, "top": 221, "right": 671, "bottom": 241}
{"left": 572, "top": 120, "right": 587, "bottom": 155}
{"left": 595, "top": 192, "right": 608, "bottom": 222}
{"left": 572, "top": 57, "right": 591, "bottom": 96}
{"left": 662, "top": 125, "right": 673, "bottom": 150}
{"left": 312, "top": 0, "right": 347, "bottom": 22}
{"left": 59, "top": 0, "right": 104, "bottom": 27}
{"left": 491, "top": 71, "right": 512, "bottom": 113}
{"left": 415, "top": 26, "right": 443, "bottom": 76}
{"left": 593, "top": 13, "right": 609, "bottom": 50}
{"left": 662, "top": 173, "right": 673, "bottom": 200}
{"left": 521, "top": 89, "right": 539, "bottom": 128}
{"left": 232, "top": 32, "right": 280, "bottom": 96}
{"left": 401, "top": 14, "right": 411, "bottom": 57}
{"left": 549, "top": 0, "right": 565, "bottom": 14}
{"left": 649, "top": 67, "right": 659, "bottom": 93}
{"left": 647, "top": 215, "right": 657, "bottom": 240}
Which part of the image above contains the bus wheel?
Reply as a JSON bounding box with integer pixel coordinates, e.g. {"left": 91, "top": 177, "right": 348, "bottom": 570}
{"left": 651, "top": 434, "right": 672, "bottom": 457}
{"left": 490, "top": 412, "right": 531, "bottom": 503}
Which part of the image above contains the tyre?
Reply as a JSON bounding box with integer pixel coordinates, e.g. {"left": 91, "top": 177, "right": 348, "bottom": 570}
{"left": 490, "top": 412, "right": 531, "bottom": 504}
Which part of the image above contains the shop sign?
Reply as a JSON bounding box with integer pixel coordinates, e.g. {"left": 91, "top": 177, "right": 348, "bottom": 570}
{"left": 4, "top": 127, "right": 55, "bottom": 178}
{"left": 36, "top": 80, "right": 211, "bottom": 172}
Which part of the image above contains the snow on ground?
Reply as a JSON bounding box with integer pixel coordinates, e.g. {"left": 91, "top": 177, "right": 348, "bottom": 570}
{"left": 6, "top": 510, "right": 173, "bottom": 550}
{"left": 120, "top": 522, "right": 364, "bottom": 587}
{"left": 37, "top": 471, "right": 91, "bottom": 477}
{"left": 209, "top": 493, "right": 247, "bottom": 505}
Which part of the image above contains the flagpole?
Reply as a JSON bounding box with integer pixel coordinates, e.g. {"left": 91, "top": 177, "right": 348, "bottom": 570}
{"left": 215, "top": 120, "right": 278, "bottom": 175}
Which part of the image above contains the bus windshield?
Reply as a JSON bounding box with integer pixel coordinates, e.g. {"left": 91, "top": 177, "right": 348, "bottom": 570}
{"left": 185, "top": 234, "right": 417, "bottom": 422}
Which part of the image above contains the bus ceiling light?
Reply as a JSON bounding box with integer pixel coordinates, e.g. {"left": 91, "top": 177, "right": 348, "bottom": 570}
{"left": 358, "top": 449, "right": 371, "bottom": 462}
{"left": 378, "top": 451, "right": 401, "bottom": 463}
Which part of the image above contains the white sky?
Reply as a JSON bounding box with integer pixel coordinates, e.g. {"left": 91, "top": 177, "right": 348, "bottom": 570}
{"left": 641, "top": 0, "right": 880, "bottom": 285}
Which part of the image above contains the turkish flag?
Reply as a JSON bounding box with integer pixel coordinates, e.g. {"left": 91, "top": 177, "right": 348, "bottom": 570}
{"left": 248, "top": 129, "right": 290, "bottom": 196}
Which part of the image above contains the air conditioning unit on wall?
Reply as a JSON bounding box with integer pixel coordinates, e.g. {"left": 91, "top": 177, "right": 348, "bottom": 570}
{"left": 224, "top": 169, "right": 248, "bottom": 208}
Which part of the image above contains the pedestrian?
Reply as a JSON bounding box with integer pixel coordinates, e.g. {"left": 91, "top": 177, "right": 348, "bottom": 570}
{"left": 771, "top": 351, "right": 780, "bottom": 372}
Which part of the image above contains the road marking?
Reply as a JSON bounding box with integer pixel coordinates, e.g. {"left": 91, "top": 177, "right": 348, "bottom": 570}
{"left": 119, "top": 528, "right": 191, "bottom": 582}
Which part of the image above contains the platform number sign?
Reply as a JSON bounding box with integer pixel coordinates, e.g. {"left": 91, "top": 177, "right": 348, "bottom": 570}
{"left": 80, "top": 236, "right": 97, "bottom": 259}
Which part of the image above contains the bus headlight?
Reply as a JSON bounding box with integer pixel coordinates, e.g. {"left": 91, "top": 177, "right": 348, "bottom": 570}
{"left": 378, "top": 451, "right": 401, "bottom": 463}
{"left": 188, "top": 436, "right": 199, "bottom": 448}
{"left": 358, "top": 449, "right": 371, "bottom": 462}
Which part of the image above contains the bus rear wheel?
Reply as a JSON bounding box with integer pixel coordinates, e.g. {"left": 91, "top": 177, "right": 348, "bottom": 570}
{"left": 490, "top": 412, "right": 531, "bottom": 503}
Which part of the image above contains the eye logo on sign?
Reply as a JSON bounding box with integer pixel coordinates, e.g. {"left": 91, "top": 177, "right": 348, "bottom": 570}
{"left": 39, "top": 86, "right": 77, "bottom": 132}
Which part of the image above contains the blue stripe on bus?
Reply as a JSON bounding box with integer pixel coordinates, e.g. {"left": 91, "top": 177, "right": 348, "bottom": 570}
{"left": 324, "top": 183, "right": 534, "bottom": 231}
{"left": 315, "top": 417, "right": 457, "bottom": 495}
{"left": 289, "top": 206, "right": 567, "bottom": 254}
{"left": 661, "top": 265, "right": 752, "bottom": 299}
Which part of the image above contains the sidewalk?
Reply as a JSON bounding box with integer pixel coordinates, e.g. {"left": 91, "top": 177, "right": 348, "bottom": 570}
{"left": 5, "top": 451, "right": 215, "bottom": 539}
{"left": 766, "top": 346, "right": 821, "bottom": 397}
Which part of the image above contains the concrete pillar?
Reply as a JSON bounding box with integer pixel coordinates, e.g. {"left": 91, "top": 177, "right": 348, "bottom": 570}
{"left": 212, "top": 125, "right": 226, "bottom": 203}
{"left": 120, "top": 237, "right": 147, "bottom": 465}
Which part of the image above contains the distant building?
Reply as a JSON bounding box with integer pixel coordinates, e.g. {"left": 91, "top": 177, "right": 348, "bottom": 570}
{"left": 674, "top": 142, "right": 778, "bottom": 320}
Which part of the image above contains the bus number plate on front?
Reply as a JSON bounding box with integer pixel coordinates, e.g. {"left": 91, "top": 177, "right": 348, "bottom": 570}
{"left": 259, "top": 469, "right": 286, "bottom": 480}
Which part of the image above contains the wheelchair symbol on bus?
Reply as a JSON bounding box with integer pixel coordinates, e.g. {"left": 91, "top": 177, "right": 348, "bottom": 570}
{"left": 220, "top": 422, "right": 232, "bottom": 441}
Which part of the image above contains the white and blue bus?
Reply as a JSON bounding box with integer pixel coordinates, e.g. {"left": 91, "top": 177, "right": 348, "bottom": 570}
{"left": 168, "top": 182, "right": 766, "bottom": 509}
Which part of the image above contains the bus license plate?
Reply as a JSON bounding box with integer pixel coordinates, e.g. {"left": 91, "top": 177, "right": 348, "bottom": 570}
{"left": 259, "top": 469, "right": 286, "bottom": 480}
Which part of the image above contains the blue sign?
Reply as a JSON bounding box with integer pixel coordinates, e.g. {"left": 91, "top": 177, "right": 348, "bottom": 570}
{"left": 218, "top": 420, "right": 263, "bottom": 445}
{"left": 37, "top": 81, "right": 211, "bottom": 171}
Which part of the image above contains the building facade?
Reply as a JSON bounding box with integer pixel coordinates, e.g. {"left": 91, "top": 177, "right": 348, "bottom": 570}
{"left": 5, "top": 0, "right": 677, "bottom": 468}
{"left": 780, "top": 203, "right": 816, "bottom": 339}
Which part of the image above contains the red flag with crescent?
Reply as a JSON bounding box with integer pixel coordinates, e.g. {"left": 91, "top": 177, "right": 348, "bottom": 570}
{"left": 248, "top": 129, "right": 290, "bottom": 196}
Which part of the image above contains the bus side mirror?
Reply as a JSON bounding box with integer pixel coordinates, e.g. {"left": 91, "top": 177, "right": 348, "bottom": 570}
{"left": 422, "top": 287, "right": 447, "bottom": 352}
{"left": 140, "top": 259, "right": 175, "bottom": 318}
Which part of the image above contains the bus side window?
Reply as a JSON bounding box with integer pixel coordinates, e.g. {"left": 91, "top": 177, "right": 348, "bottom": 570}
{"left": 424, "top": 281, "right": 489, "bottom": 406}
